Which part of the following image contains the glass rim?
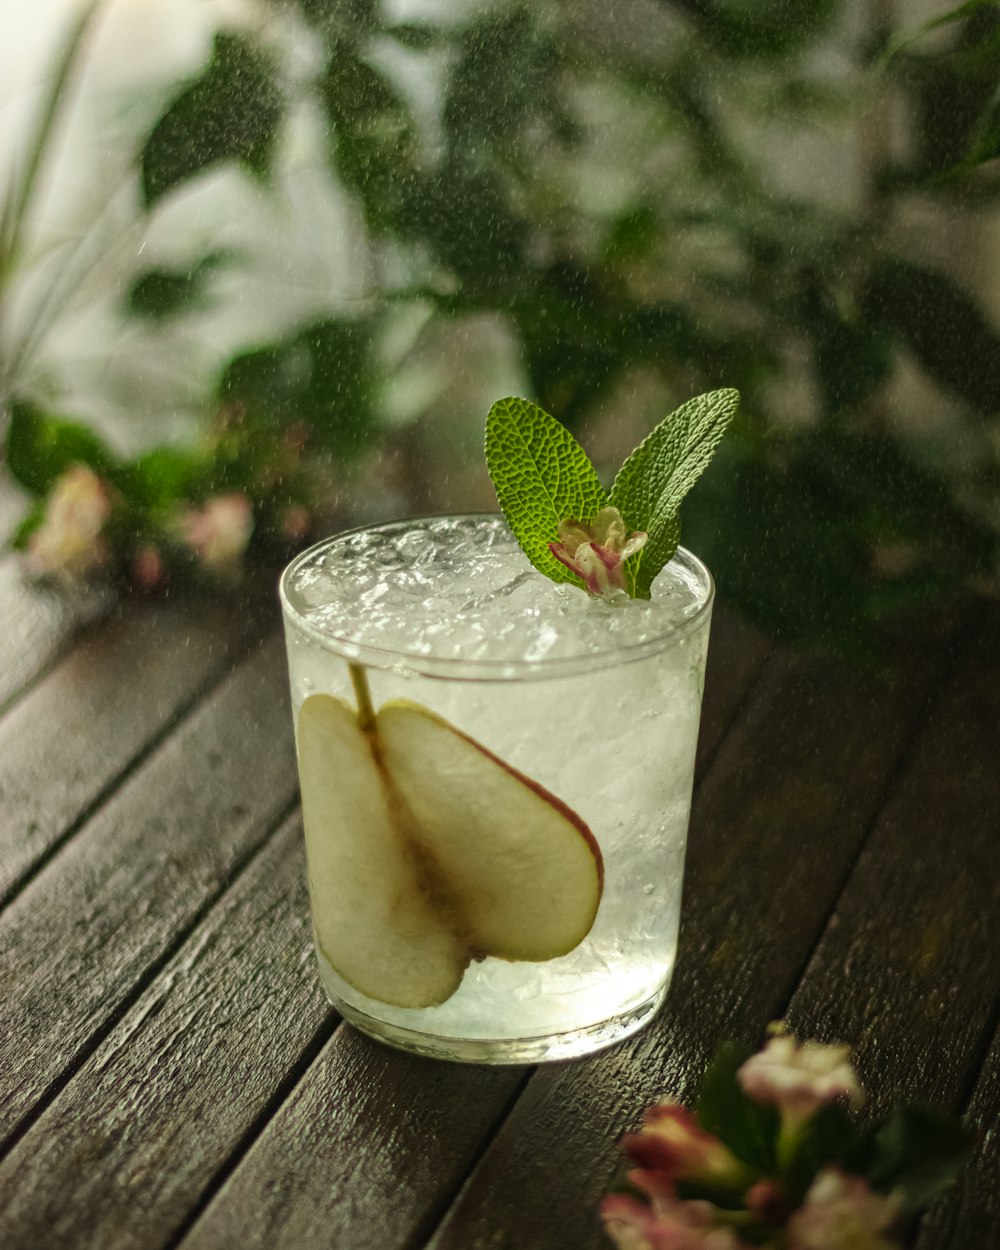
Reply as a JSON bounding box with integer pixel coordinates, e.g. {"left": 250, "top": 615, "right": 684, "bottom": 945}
{"left": 279, "top": 512, "right": 715, "bottom": 682}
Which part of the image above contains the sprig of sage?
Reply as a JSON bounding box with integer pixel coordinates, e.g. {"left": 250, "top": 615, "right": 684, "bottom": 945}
{"left": 485, "top": 388, "right": 739, "bottom": 598}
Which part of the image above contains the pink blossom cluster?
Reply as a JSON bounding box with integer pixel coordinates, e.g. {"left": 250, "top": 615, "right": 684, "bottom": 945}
{"left": 602, "top": 1035, "right": 899, "bottom": 1250}
{"left": 24, "top": 464, "right": 255, "bottom": 588}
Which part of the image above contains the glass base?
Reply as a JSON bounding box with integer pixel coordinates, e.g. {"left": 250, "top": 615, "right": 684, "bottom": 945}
{"left": 333, "top": 986, "right": 667, "bottom": 1064}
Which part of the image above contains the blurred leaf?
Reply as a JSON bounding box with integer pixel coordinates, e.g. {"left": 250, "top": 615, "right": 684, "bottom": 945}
{"left": 296, "top": 0, "right": 378, "bottom": 42}
{"left": 386, "top": 23, "right": 439, "bottom": 51}
{"left": 115, "top": 446, "right": 211, "bottom": 510}
{"left": 796, "top": 277, "right": 893, "bottom": 417}
{"left": 863, "top": 260, "right": 1000, "bottom": 412}
{"left": 964, "top": 87, "right": 1000, "bottom": 166}
{"left": 889, "top": 3, "right": 1000, "bottom": 179}
{"left": 667, "top": 0, "right": 840, "bottom": 57}
{"left": 602, "top": 204, "right": 661, "bottom": 265}
{"left": 866, "top": 1105, "right": 974, "bottom": 1213}
{"left": 442, "top": 8, "right": 564, "bottom": 155}
{"left": 410, "top": 160, "right": 526, "bottom": 288}
{"left": 784, "top": 1104, "right": 859, "bottom": 1202}
{"left": 10, "top": 499, "right": 46, "bottom": 551}
{"left": 125, "top": 251, "right": 232, "bottom": 321}
{"left": 5, "top": 399, "right": 114, "bottom": 495}
{"left": 696, "top": 1042, "right": 779, "bottom": 1172}
{"left": 884, "top": 0, "right": 998, "bottom": 65}
{"left": 218, "top": 317, "right": 375, "bottom": 459}
{"left": 318, "top": 42, "right": 419, "bottom": 231}
{"left": 141, "top": 32, "right": 283, "bottom": 209}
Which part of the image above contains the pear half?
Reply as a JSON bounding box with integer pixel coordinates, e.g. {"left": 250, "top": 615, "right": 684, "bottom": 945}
{"left": 297, "top": 693, "right": 604, "bottom": 1010}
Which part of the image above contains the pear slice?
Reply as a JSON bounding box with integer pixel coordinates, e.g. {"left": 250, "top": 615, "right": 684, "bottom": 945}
{"left": 297, "top": 695, "right": 468, "bottom": 1009}
{"left": 297, "top": 693, "right": 603, "bottom": 1010}
{"left": 376, "top": 701, "right": 603, "bottom": 963}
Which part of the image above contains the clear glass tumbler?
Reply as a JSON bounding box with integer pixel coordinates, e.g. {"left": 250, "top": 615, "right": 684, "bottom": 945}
{"left": 279, "top": 514, "right": 713, "bottom": 1063}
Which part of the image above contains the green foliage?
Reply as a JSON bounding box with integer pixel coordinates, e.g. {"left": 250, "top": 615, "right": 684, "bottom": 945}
{"left": 140, "top": 32, "right": 283, "bottom": 208}
{"left": 671, "top": 0, "right": 840, "bottom": 58}
{"left": 863, "top": 260, "right": 1000, "bottom": 412}
{"left": 863, "top": 1105, "right": 974, "bottom": 1214}
{"left": 695, "top": 1041, "right": 779, "bottom": 1173}
{"left": 6, "top": 400, "right": 114, "bottom": 495}
{"left": 887, "top": 1, "right": 1000, "bottom": 178}
{"left": 318, "top": 41, "right": 419, "bottom": 230}
{"left": 5, "top": 0, "right": 1000, "bottom": 631}
{"left": 217, "top": 317, "right": 375, "bottom": 460}
{"left": 610, "top": 389, "right": 739, "bottom": 597}
{"left": 484, "top": 396, "right": 608, "bottom": 586}
{"left": 125, "top": 251, "right": 232, "bottom": 321}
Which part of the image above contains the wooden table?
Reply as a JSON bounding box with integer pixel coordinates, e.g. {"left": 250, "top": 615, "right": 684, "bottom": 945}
{"left": 0, "top": 564, "right": 997, "bottom": 1249}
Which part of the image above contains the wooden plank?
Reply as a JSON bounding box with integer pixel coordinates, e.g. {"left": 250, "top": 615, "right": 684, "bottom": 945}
{"left": 695, "top": 605, "right": 771, "bottom": 776}
{"left": 0, "top": 815, "right": 333, "bottom": 1250}
{"left": 0, "top": 596, "right": 260, "bottom": 908}
{"left": 153, "top": 612, "right": 769, "bottom": 1250}
{"left": 916, "top": 1019, "right": 1000, "bottom": 1249}
{"left": 784, "top": 623, "right": 1000, "bottom": 1118}
{"left": 0, "top": 636, "right": 297, "bottom": 1147}
{"left": 423, "top": 647, "right": 938, "bottom": 1250}
{"left": 0, "top": 555, "right": 111, "bottom": 711}
{"left": 180, "top": 1024, "right": 525, "bottom": 1250}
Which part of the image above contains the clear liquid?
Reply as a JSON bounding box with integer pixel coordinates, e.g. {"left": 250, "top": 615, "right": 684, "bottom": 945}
{"left": 281, "top": 516, "right": 712, "bottom": 1061}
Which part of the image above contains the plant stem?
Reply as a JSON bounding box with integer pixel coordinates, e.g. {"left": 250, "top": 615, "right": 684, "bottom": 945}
{"left": 349, "top": 662, "right": 376, "bottom": 731}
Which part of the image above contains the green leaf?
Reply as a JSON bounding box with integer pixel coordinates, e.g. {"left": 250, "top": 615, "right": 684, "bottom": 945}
{"left": 115, "top": 446, "right": 210, "bottom": 511}
{"left": 784, "top": 1103, "right": 859, "bottom": 1202}
{"left": 319, "top": 42, "right": 419, "bottom": 231}
{"left": 610, "top": 388, "right": 739, "bottom": 597}
{"left": 866, "top": 1105, "right": 974, "bottom": 1214}
{"left": 125, "top": 251, "right": 232, "bottom": 321}
{"left": 485, "top": 396, "right": 609, "bottom": 587}
{"left": 218, "top": 317, "right": 374, "bottom": 459}
{"left": 141, "top": 33, "right": 283, "bottom": 209}
{"left": 862, "top": 261, "right": 1000, "bottom": 412}
{"left": 696, "top": 1041, "right": 779, "bottom": 1173}
{"left": 5, "top": 399, "right": 114, "bottom": 495}
{"left": 10, "top": 499, "right": 46, "bottom": 551}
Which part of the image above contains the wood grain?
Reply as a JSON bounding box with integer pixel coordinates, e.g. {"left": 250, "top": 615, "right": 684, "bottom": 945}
{"left": 0, "top": 555, "right": 110, "bottom": 712}
{"left": 0, "top": 596, "right": 259, "bottom": 908}
{"left": 0, "top": 815, "right": 332, "bottom": 1250}
{"left": 694, "top": 605, "right": 771, "bottom": 776}
{"left": 916, "top": 1018, "right": 1000, "bottom": 1249}
{"left": 0, "top": 636, "right": 297, "bottom": 1148}
{"left": 785, "top": 623, "right": 1000, "bottom": 1117}
{"left": 424, "top": 648, "right": 938, "bottom": 1250}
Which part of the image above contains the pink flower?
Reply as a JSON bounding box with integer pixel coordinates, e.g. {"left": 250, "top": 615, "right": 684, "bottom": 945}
{"left": 548, "top": 505, "right": 647, "bottom": 599}
{"left": 26, "top": 464, "right": 113, "bottom": 582}
{"left": 280, "top": 505, "right": 310, "bottom": 542}
{"left": 787, "top": 1169, "right": 900, "bottom": 1250}
{"left": 737, "top": 1034, "right": 862, "bottom": 1123}
{"left": 179, "top": 493, "right": 253, "bottom": 570}
{"left": 131, "top": 544, "right": 167, "bottom": 592}
{"left": 601, "top": 1192, "right": 747, "bottom": 1250}
{"left": 623, "top": 1102, "right": 744, "bottom": 1187}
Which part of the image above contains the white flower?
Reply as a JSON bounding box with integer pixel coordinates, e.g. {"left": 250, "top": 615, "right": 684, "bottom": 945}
{"left": 27, "top": 464, "right": 113, "bottom": 582}
{"left": 788, "top": 1169, "right": 900, "bottom": 1250}
{"left": 738, "top": 1033, "right": 862, "bottom": 1122}
{"left": 548, "top": 506, "right": 647, "bottom": 599}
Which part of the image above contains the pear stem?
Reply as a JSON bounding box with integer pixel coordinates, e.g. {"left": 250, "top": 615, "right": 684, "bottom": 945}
{"left": 349, "top": 662, "right": 376, "bottom": 731}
